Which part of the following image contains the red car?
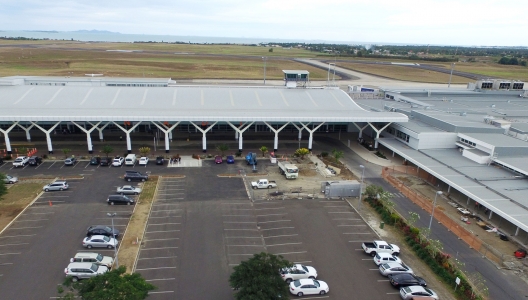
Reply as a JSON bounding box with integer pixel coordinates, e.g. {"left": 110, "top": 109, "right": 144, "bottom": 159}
{"left": 215, "top": 155, "right": 223, "bottom": 164}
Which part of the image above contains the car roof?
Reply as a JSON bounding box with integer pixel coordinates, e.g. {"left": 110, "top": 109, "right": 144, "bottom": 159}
{"left": 89, "top": 225, "right": 109, "bottom": 230}
{"left": 122, "top": 185, "right": 133, "bottom": 188}
{"left": 384, "top": 262, "right": 404, "bottom": 267}
{"left": 407, "top": 285, "right": 426, "bottom": 292}
{"left": 88, "top": 235, "right": 109, "bottom": 239}
{"left": 68, "top": 262, "right": 94, "bottom": 268}
{"left": 51, "top": 181, "right": 67, "bottom": 184}
{"left": 377, "top": 252, "right": 395, "bottom": 257}
{"left": 296, "top": 279, "right": 315, "bottom": 285}
{"left": 74, "top": 252, "right": 100, "bottom": 258}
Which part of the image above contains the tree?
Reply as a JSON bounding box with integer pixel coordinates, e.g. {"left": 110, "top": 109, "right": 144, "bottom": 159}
{"left": 229, "top": 252, "right": 292, "bottom": 300}
{"left": 58, "top": 266, "right": 156, "bottom": 300}
{"left": 331, "top": 148, "right": 343, "bottom": 163}
{"left": 17, "top": 147, "right": 28, "bottom": 156}
{"left": 0, "top": 173, "right": 7, "bottom": 200}
{"left": 259, "top": 146, "right": 268, "bottom": 158}
{"left": 139, "top": 147, "right": 150, "bottom": 157}
{"left": 101, "top": 145, "right": 114, "bottom": 158}
{"left": 216, "top": 143, "right": 229, "bottom": 157}
{"left": 294, "top": 148, "right": 309, "bottom": 159}
{"left": 365, "top": 184, "right": 383, "bottom": 199}
{"left": 62, "top": 148, "right": 71, "bottom": 158}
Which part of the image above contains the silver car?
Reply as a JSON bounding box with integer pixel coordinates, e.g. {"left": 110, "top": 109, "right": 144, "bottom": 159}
{"left": 379, "top": 262, "right": 413, "bottom": 276}
{"left": 43, "top": 181, "right": 69, "bottom": 192}
{"left": 400, "top": 286, "right": 438, "bottom": 300}
{"left": 64, "top": 262, "right": 108, "bottom": 282}
{"left": 3, "top": 175, "right": 18, "bottom": 184}
{"left": 83, "top": 235, "right": 118, "bottom": 249}
{"left": 116, "top": 185, "right": 142, "bottom": 195}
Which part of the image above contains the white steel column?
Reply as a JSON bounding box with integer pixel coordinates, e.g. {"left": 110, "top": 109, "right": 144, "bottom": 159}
{"left": 152, "top": 121, "right": 180, "bottom": 153}
{"left": 351, "top": 122, "right": 369, "bottom": 139}
{"left": 112, "top": 122, "right": 142, "bottom": 153}
{"left": 368, "top": 122, "right": 392, "bottom": 149}
{"left": 226, "top": 121, "right": 254, "bottom": 152}
{"left": 0, "top": 122, "right": 19, "bottom": 154}
{"left": 291, "top": 123, "right": 304, "bottom": 140}
{"left": 264, "top": 122, "right": 289, "bottom": 152}
{"left": 16, "top": 123, "right": 34, "bottom": 142}
{"left": 89, "top": 122, "right": 109, "bottom": 142}
{"left": 301, "top": 122, "right": 325, "bottom": 151}
{"left": 31, "top": 122, "right": 61, "bottom": 154}
{"left": 72, "top": 121, "right": 101, "bottom": 154}
{"left": 190, "top": 121, "right": 218, "bottom": 152}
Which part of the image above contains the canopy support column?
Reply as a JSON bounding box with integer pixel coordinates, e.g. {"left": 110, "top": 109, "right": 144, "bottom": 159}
{"left": 152, "top": 121, "right": 180, "bottom": 153}
{"left": 291, "top": 123, "right": 304, "bottom": 140}
{"left": 31, "top": 122, "right": 61, "bottom": 154}
{"left": 89, "top": 122, "right": 109, "bottom": 142}
{"left": 351, "top": 122, "right": 369, "bottom": 139}
{"left": 264, "top": 122, "right": 289, "bottom": 152}
{"left": 368, "top": 122, "right": 392, "bottom": 149}
{"left": 112, "top": 122, "right": 142, "bottom": 153}
{"left": 226, "top": 121, "right": 254, "bottom": 152}
{"left": 17, "top": 123, "right": 34, "bottom": 142}
{"left": 300, "top": 122, "right": 325, "bottom": 151}
{"left": 72, "top": 122, "right": 101, "bottom": 154}
{"left": 190, "top": 121, "right": 218, "bottom": 152}
{"left": 0, "top": 122, "right": 19, "bottom": 154}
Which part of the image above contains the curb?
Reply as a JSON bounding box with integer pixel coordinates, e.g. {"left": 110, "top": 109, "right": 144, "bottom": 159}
{"left": 345, "top": 198, "right": 381, "bottom": 239}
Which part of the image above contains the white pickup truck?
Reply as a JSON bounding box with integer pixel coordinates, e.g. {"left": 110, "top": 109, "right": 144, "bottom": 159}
{"left": 362, "top": 240, "right": 400, "bottom": 257}
{"left": 251, "top": 179, "right": 277, "bottom": 189}
{"left": 12, "top": 156, "right": 29, "bottom": 168}
{"left": 278, "top": 161, "right": 299, "bottom": 179}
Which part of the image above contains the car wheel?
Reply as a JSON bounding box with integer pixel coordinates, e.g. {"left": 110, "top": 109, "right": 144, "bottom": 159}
{"left": 134, "top": 192, "right": 138, "bottom": 195}
{"left": 120, "top": 192, "right": 124, "bottom": 195}
{"left": 110, "top": 202, "right": 115, "bottom": 205}
{"left": 107, "top": 245, "right": 113, "bottom": 249}
{"left": 87, "top": 245, "right": 92, "bottom": 249}
{"left": 309, "top": 276, "right": 315, "bottom": 279}
{"left": 127, "top": 202, "right": 131, "bottom": 205}
{"left": 319, "top": 291, "right": 326, "bottom": 295}
{"left": 60, "top": 188, "right": 63, "bottom": 191}
{"left": 370, "top": 252, "right": 377, "bottom": 257}
{"left": 45, "top": 188, "right": 49, "bottom": 192}
{"left": 252, "top": 186, "right": 256, "bottom": 190}
{"left": 267, "top": 186, "right": 271, "bottom": 189}
{"left": 297, "top": 292, "right": 303, "bottom": 297}
{"left": 71, "top": 277, "right": 79, "bottom": 282}
{"left": 285, "top": 278, "right": 292, "bottom": 284}
{"left": 127, "top": 178, "right": 131, "bottom": 182}
{"left": 141, "top": 178, "right": 145, "bottom": 182}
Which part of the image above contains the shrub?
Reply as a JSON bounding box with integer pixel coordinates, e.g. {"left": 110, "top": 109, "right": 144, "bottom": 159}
{"left": 321, "top": 152, "right": 329, "bottom": 157}
{"left": 4, "top": 155, "right": 12, "bottom": 160}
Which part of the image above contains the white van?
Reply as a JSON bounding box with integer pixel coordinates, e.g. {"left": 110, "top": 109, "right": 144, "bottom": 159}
{"left": 125, "top": 154, "right": 137, "bottom": 166}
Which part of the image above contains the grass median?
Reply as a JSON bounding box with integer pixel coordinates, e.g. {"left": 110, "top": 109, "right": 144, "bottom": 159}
{"left": 116, "top": 176, "right": 159, "bottom": 273}
{"left": 0, "top": 182, "right": 47, "bottom": 231}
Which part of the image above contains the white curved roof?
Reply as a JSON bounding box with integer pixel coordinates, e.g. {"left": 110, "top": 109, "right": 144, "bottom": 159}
{"left": 0, "top": 84, "right": 408, "bottom": 122}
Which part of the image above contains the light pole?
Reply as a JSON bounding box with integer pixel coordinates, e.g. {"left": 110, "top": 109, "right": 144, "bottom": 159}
{"left": 359, "top": 165, "right": 365, "bottom": 209}
{"left": 262, "top": 57, "right": 267, "bottom": 85}
{"left": 428, "top": 191, "right": 443, "bottom": 231}
{"left": 448, "top": 63, "right": 455, "bottom": 88}
{"left": 107, "top": 213, "right": 118, "bottom": 267}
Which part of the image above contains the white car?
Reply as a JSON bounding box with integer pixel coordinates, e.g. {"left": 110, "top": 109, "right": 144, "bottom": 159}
{"left": 116, "top": 185, "right": 142, "bottom": 195}
{"left": 12, "top": 156, "right": 29, "bottom": 168}
{"left": 3, "top": 175, "right": 18, "bottom": 184}
{"left": 374, "top": 252, "right": 404, "bottom": 266}
{"left": 379, "top": 262, "right": 413, "bottom": 276}
{"left": 83, "top": 235, "right": 118, "bottom": 249}
{"left": 65, "top": 262, "right": 108, "bottom": 282}
{"left": 112, "top": 156, "right": 124, "bottom": 167}
{"left": 399, "top": 286, "right": 439, "bottom": 300}
{"left": 289, "top": 278, "right": 329, "bottom": 296}
{"left": 280, "top": 264, "right": 317, "bottom": 283}
{"left": 138, "top": 157, "right": 149, "bottom": 165}
{"left": 71, "top": 252, "right": 114, "bottom": 268}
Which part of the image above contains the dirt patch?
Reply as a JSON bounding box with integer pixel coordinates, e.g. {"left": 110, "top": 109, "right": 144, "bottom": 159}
{"left": 0, "top": 181, "right": 49, "bottom": 231}
{"left": 116, "top": 176, "right": 159, "bottom": 273}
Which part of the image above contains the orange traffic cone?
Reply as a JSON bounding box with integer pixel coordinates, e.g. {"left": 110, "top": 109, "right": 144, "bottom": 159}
{"left": 48, "top": 200, "right": 52, "bottom": 206}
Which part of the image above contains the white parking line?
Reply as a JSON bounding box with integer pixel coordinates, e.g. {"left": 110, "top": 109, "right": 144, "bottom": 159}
{"left": 222, "top": 215, "right": 252, "bottom": 217}
{"left": 0, "top": 263, "right": 13, "bottom": 266}
{"left": 152, "top": 203, "right": 181, "bottom": 206}
{"left": 257, "top": 220, "right": 291, "bottom": 224}
{"left": 0, "top": 252, "right": 21, "bottom": 256}
{"left": 224, "top": 229, "right": 258, "bottom": 231}
{"left": 147, "top": 223, "right": 181, "bottom": 226}
{"left": 260, "top": 227, "right": 294, "bottom": 231}
{"left": 26, "top": 212, "right": 54, "bottom": 215}
{"left": 151, "top": 209, "right": 182, "bottom": 213}
{"left": 319, "top": 200, "right": 343, "bottom": 202}
{"left": 145, "top": 230, "right": 180, "bottom": 233}
{"left": 227, "top": 245, "right": 264, "bottom": 247}
{"left": 256, "top": 213, "right": 287, "bottom": 217}
{"left": 145, "top": 278, "right": 176, "bottom": 282}
{"left": 149, "top": 216, "right": 182, "bottom": 218}
{"left": 273, "top": 251, "right": 307, "bottom": 255}
{"left": 135, "top": 266, "right": 177, "bottom": 271}
{"left": 369, "top": 269, "right": 379, "bottom": 270}
{"left": 386, "top": 292, "right": 400, "bottom": 295}
{"left": 324, "top": 206, "right": 349, "bottom": 207}
{"left": 34, "top": 201, "right": 66, "bottom": 204}
{"left": 221, "top": 202, "right": 250, "bottom": 205}
{"left": 263, "top": 234, "right": 298, "bottom": 238}
{"left": 95, "top": 217, "right": 129, "bottom": 220}
{"left": 140, "top": 247, "right": 179, "bottom": 250}
{"left": 148, "top": 291, "right": 174, "bottom": 294}
{"left": 14, "top": 219, "right": 48, "bottom": 222}
{"left": 144, "top": 238, "right": 179, "bottom": 242}
{"left": 138, "top": 256, "right": 177, "bottom": 260}
{"left": 8, "top": 226, "right": 42, "bottom": 230}
{"left": 333, "top": 218, "right": 360, "bottom": 220}
{"left": 0, "top": 234, "right": 35, "bottom": 239}
{"left": 228, "top": 253, "right": 254, "bottom": 256}
{"left": 0, "top": 243, "right": 29, "bottom": 247}
{"left": 338, "top": 224, "right": 366, "bottom": 226}
{"left": 72, "top": 162, "right": 79, "bottom": 169}
{"left": 266, "top": 243, "right": 302, "bottom": 247}
{"left": 225, "top": 236, "right": 261, "bottom": 239}
{"left": 378, "top": 279, "right": 390, "bottom": 282}
{"left": 38, "top": 195, "right": 70, "bottom": 198}
{"left": 223, "top": 221, "right": 256, "bottom": 224}
{"left": 328, "top": 212, "right": 353, "bottom": 214}
{"left": 294, "top": 261, "right": 312, "bottom": 264}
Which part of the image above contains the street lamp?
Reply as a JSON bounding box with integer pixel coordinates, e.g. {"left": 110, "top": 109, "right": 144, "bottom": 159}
{"left": 359, "top": 165, "right": 365, "bottom": 209}
{"left": 107, "top": 212, "right": 118, "bottom": 267}
{"left": 448, "top": 63, "right": 456, "bottom": 88}
{"left": 428, "top": 191, "right": 443, "bottom": 231}
{"left": 262, "top": 57, "right": 267, "bottom": 85}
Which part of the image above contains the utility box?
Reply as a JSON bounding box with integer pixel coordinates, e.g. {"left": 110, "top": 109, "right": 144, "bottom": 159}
{"left": 321, "top": 180, "right": 360, "bottom": 197}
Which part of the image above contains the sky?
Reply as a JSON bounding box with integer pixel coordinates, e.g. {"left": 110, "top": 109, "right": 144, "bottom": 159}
{"left": 1, "top": 0, "right": 527, "bottom": 46}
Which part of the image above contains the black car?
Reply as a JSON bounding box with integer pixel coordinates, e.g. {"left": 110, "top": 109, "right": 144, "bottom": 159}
{"left": 28, "top": 156, "right": 42, "bottom": 166}
{"left": 100, "top": 157, "right": 111, "bottom": 166}
{"left": 86, "top": 225, "right": 120, "bottom": 238}
{"left": 156, "top": 156, "right": 165, "bottom": 165}
{"left": 124, "top": 170, "right": 148, "bottom": 182}
{"left": 388, "top": 273, "right": 427, "bottom": 288}
{"left": 107, "top": 195, "right": 135, "bottom": 205}
{"left": 90, "top": 156, "right": 101, "bottom": 165}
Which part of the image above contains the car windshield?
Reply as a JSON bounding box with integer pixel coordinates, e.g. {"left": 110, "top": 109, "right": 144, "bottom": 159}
{"left": 301, "top": 265, "right": 308, "bottom": 272}
{"left": 313, "top": 280, "right": 320, "bottom": 288}
{"left": 90, "top": 263, "right": 98, "bottom": 272}
{"left": 381, "top": 263, "right": 389, "bottom": 269}
{"left": 103, "top": 236, "right": 111, "bottom": 242}
{"left": 104, "top": 226, "right": 112, "bottom": 232}
{"left": 96, "top": 254, "right": 103, "bottom": 262}
{"left": 293, "top": 281, "right": 301, "bottom": 287}
{"left": 423, "top": 288, "right": 433, "bottom": 295}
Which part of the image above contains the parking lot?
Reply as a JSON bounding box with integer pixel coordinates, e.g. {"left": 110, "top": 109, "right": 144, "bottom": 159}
{"left": 0, "top": 158, "right": 424, "bottom": 299}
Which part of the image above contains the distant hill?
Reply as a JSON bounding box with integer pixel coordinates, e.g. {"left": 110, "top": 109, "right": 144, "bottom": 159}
{"left": 70, "top": 30, "right": 120, "bottom": 34}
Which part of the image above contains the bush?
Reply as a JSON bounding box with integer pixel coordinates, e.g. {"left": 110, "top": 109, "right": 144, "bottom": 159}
{"left": 4, "top": 155, "right": 12, "bottom": 160}
{"left": 321, "top": 152, "right": 329, "bottom": 158}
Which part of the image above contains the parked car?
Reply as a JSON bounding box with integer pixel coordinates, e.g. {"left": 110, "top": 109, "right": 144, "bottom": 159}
{"left": 107, "top": 194, "right": 135, "bottom": 205}
{"left": 64, "top": 157, "right": 77, "bottom": 166}
{"left": 289, "top": 278, "right": 329, "bottom": 296}
{"left": 214, "top": 155, "right": 223, "bottom": 164}
{"left": 379, "top": 262, "right": 413, "bottom": 276}
{"left": 70, "top": 252, "right": 114, "bottom": 268}
{"left": 28, "top": 156, "right": 42, "bottom": 166}
{"left": 87, "top": 225, "right": 119, "bottom": 238}
{"left": 64, "top": 262, "right": 108, "bottom": 282}
{"left": 116, "top": 185, "right": 142, "bottom": 195}
{"left": 374, "top": 252, "right": 404, "bottom": 266}
{"left": 124, "top": 170, "right": 148, "bottom": 182}
{"left": 226, "top": 155, "right": 235, "bottom": 164}
{"left": 3, "top": 175, "right": 18, "bottom": 184}
{"left": 138, "top": 157, "right": 149, "bottom": 165}
{"left": 100, "top": 157, "right": 112, "bottom": 166}
{"left": 12, "top": 156, "right": 29, "bottom": 168}
{"left": 0, "top": 157, "right": 3, "bottom": 164}
{"left": 82, "top": 235, "right": 118, "bottom": 249}
{"left": 399, "top": 286, "right": 438, "bottom": 300}
{"left": 156, "top": 156, "right": 165, "bottom": 165}
{"left": 90, "top": 156, "right": 101, "bottom": 165}
{"left": 112, "top": 156, "right": 124, "bottom": 167}
{"left": 388, "top": 273, "right": 427, "bottom": 288}
{"left": 43, "top": 181, "right": 69, "bottom": 192}
{"left": 281, "top": 264, "right": 317, "bottom": 283}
